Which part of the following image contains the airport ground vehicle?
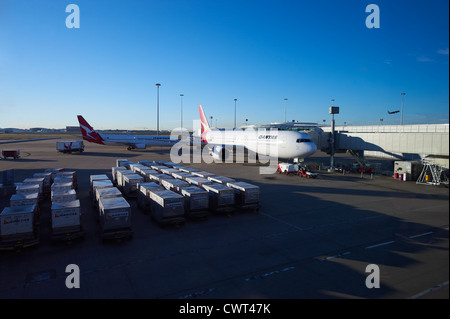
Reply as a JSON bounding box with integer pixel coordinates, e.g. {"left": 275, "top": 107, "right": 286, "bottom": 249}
{"left": 277, "top": 163, "right": 299, "bottom": 175}
{"left": 1, "top": 149, "right": 20, "bottom": 159}
{"left": 56, "top": 141, "right": 84, "bottom": 154}
{"left": 298, "top": 167, "right": 319, "bottom": 178}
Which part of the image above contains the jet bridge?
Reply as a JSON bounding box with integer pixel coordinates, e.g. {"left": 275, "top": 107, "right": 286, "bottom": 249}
{"left": 310, "top": 124, "right": 449, "bottom": 168}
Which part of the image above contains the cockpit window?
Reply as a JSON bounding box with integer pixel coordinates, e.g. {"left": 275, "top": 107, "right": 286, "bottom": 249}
{"left": 296, "top": 138, "right": 312, "bottom": 143}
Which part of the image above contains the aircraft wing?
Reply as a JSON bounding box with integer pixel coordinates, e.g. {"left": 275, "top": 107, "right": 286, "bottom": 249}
{"left": 0, "top": 137, "right": 61, "bottom": 145}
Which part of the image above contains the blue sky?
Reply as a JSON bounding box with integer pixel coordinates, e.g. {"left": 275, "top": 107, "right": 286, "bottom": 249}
{"left": 0, "top": 0, "right": 448, "bottom": 130}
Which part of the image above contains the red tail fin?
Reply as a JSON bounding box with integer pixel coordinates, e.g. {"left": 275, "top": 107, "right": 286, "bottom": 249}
{"left": 198, "top": 104, "right": 210, "bottom": 143}
{"left": 77, "top": 115, "right": 104, "bottom": 144}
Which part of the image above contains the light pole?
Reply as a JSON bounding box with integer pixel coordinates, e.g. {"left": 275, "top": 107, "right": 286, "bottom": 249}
{"left": 155, "top": 83, "right": 161, "bottom": 136}
{"left": 234, "top": 98, "right": 237, "bottom": 130}
{"left": 400, "top": 93, "right": 406, "bottom": 125}
{"left": 180, "top": 94, "right": 184, "bottom": 130}
{"left": 284, "top": 98, "right": 288, "bottom": 122}
{"left": 329, "top": 102, "right": 339, "bottom": 172}
{"left": 210, "top": 116, "right": 213, "bottom": 128}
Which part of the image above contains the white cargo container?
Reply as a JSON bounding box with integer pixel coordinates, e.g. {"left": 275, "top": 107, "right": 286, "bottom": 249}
{"left": 116, "top": 159, "right": 133, "bottom": 168}
{"left": 122, "top": 174, "right": 144, "bottom": 197}
{"left": 56, "top": 141, "right": 84, "bottom": 153}
{"left": 16, "top": 184, "right": 40, "bottom": 196}
{"left": 53, "top": 176, "right": 73, "bottom": 187}
{"left": 137, "top": 182, "right": 164, "bottom": 211}
{"left": 202, "top": 183, "right": 235, "bottom": 213}
{"left": 185, "top": 176, "right": 214, "bottom": 188}
{"left": 160, "top": 168, "right": 181, "bottom": 176}
{"left": 178, "top": 186, "right": 209, "bottom": 218}
{"left": 129, "top": 163, "right": 147, "bottom": 173}
{"left": 112, "top": 166, "right": 127, "bottom": 185}
{"left": 149, "top": 189, "right": 185, "bottom": 226}
{"left": 161, "top": 178, "right": 189, "bottom": 191}
{"left": 149, "top": 173, "right": 174, "bottom": 184}
{"left": 191, "top": 171, "right": 216, "bottom": 178}
{"left": 0, "top": 205, "right": 36, "bottom": 239}
{"left": 226, "top": 181, "right": 260, "bottom": 211}
{"left": 179, "top": 167, "right": 199, "bottom": 173}
{"left": 172, "top": 171, "right": 195, "bottom": 181}
{"left": 33, "top": 172, "right": 52, "bottom": 189}
{"left": 91, "top": 180, "right": 114, "bottom": 197}
{"left": 149, "top": 164, "right": 167, "bottom": 172}
{"left": 23, "top": 177, "right": 45, "bottom": 195}
{"left": 95, "top": 187, "right": 122, "bottom": 204}
{"left": 51, "top": 189, "right": 77, "bottom": 203}
{"left": 10, "top": 193, "right": 39, "bottom": 207}
{"left": 138, "top": 160, "right": 154, "bottom": 167}
{"left": 90, "top": 174, "right": 109, "bottom": 187}
{"left": 116, "top": 170, "right": 134, "bottom": 189}
{"left": 208, "top": 176, "right": 236, "bottom": 185}
{"left": 51, "top": 200, "right": 81, "bottom": 231}
{"left": 98, "top": 197, "right": 132, "bottom": 240}
{"left": 138, "top": 169, "right": 158, "bottom": 182}
{"left": 51, "top": 182, "right": 73, "bottom": 192}
{"left": 56, "top": 171, "right": 77, "bottom": 189}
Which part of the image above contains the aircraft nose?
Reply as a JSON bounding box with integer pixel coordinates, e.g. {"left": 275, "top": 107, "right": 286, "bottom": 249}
{"left": 306, "top": 142, "right": 317, "bottom": 157}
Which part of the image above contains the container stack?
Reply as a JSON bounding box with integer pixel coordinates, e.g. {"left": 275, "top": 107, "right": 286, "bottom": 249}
{"left": 50, "top": 169, "right": 84, "bottom": 242}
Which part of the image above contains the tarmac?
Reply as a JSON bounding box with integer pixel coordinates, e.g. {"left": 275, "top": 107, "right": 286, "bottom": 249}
{"left": 0, "top": 139, "right": 448, "bottom": 300}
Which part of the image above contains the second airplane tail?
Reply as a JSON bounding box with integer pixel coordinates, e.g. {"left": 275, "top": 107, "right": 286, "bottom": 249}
{"left": 77, "top": 115, "right": 105, "bottom": 144}
{"left": 198, "top": 104, "right": 210, "bottom": 143}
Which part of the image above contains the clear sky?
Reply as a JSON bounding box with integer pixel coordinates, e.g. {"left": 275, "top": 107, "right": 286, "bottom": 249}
{"left": 0, "top": 0, "right": 448, "bottom": 130}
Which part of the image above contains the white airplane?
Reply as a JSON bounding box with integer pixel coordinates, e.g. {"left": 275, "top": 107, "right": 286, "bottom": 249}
{"left": 77, "top": 115, "right": 179, "bottom": 150}
{"left": 198, "top": 104, "right": 317, "bottom": 161}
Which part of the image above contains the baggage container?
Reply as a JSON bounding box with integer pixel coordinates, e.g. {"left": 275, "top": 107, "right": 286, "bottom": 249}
{"left": 56, "top": 171, "right": 77, "bottom": 189}
{"left": 172, "top": 171, "right": 195, "bottom": 181}
{"left": 53, "top": 176, "right": 73, "bottom": 188}
{"left": 10, "top": 193, "right": 39, "bottom": 207}
{"left": 138, "top": 160, "right": 154, "bottom": 167}
{"left": 93, "top": 187, "right": 122, "bottom": 217}
{"left": 179, "top": 167, "right": 199, "bottom": 173}
{"left": 96, "top": 186, "right": 122, "bottom": 202}
{"left": 23, "top": 177, "right": 45, "bottom": 195}
{"left": 149, "top": 164, "right": 167, "bottom": 172}
{"left": 149, "top": 190, "right": 185, "bottom": 226}
{"left": 98, "top": 197, "right": 133, "bottom": 240}
{"left": 91, "top": 180, "right": 114, "bottom": 198}
{"left": 116, "top": 159, "right": 133, "bottom": 168}
{"left": 160, "top": 167, "right": 181, "bottom": 176}
{"left": 226, "top": 181, "right": 260, "bottom": 211}
{"left": 0, "top": 205, "right": 36, "bottom": 239}
{"left": 129, "top": 163, "right": 147, "bottom": 173}
{"left": 116, "top": 170, "right": 134, "bottom": 189}
{"left": 90, "top": 174, "right": 109, "bottom": 187}
{"left": 139, "top": 169, "right": 158, "bottom": 182}
{"left": 33, "top": 172, "right": 52, "bottom": 190}
{"left": 122, "top": 174, "right": 144, "bottom": 198}
{"left": 154, "top": 160, "right": 171, "bottom": 166}
{"left": 137, "top": 182, "right": 164, "bottom": 212}
{"left": 51, "top": 200, "right": 81, "bottom": 231}
{"left": 208, "top": 176, "right": 236, "bottom": 185}
{"left": 17, "top": 184, "right": 40, "bottom": 196}
{"left": 51, "top": 189, "right": 77, "bottom": 203}
{"left": 178, "top": 186, "right": 209, "bottom": 218}
{"left": 185, "top": 176, "right": 214, "bottom": 188}
{"left": 51, "top": 182, "right": 72, "bottom": 193}
{"left": 112, "top": 166, "right": 127, "bottom": 185}
{"left": 191, "top": 171, "right": 216, "bottom": 178}
{"left": 149, "top": 173, "right": 174, "bottom": 184}
{"left": 161, "top": 178, "right": 189, "bottom": 192}
{"left": 202, "top": 183, "right": 235, "bottom": 214}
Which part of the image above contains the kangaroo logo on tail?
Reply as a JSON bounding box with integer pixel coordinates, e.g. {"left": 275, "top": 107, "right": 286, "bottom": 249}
{"left": 198, "top": 104, "right": 210, "bottom": 144}
{"left": 77, "top": 115, "right": 105, "bottom": 144}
